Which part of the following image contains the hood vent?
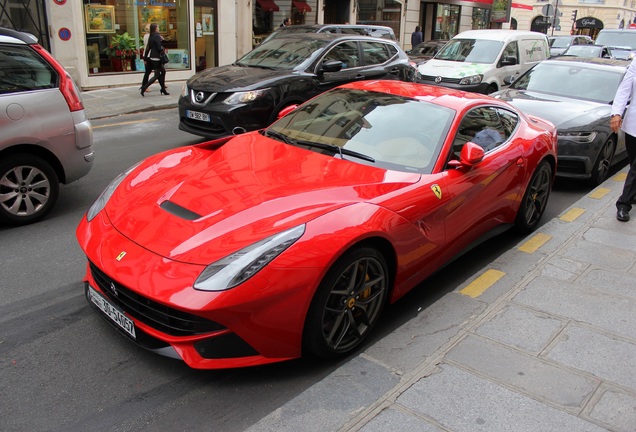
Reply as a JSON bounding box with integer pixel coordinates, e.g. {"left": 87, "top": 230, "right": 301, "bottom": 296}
{"left": 160, "top": 200, "right": 202, "bottom": 221}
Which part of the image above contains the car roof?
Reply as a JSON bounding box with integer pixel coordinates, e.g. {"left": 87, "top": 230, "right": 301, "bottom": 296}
{"left": 0, "top": 27, "right": 38, "bottom": 44}
{"left": 453, "top": 29, "right": 547, "bottom": 41}
{"left": 543, "top": 56, "right": 630, "bottom": 69}
{"left": 265, "top": 32, "right": 398, "bottom": 45}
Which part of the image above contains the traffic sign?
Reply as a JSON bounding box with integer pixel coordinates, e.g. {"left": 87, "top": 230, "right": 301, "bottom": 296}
{"left": 552, "top": 17, "right": 561, "bottom": 27}
{"left": 542, "top": 4, "right": 554, "bottom": 16}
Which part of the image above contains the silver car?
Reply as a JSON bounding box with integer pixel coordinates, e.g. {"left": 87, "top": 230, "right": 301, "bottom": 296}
{"left": 0, "top": 28, "right": 94, "bottom": 226}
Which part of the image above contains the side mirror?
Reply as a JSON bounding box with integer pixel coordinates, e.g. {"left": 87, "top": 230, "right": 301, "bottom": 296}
{"left": 503, "top": 75, "right": 516, "bottom": 85}
{"left": 277, "top": 104, "right": 298, "bottom": 119}
{"left": 318, "top": 59, "right": 343, "bottom": 74}
{"left": 500, "top": 56, "right": 518, "bottom": 66}
{"left": 447, "top": 142, "right": 485, "bottom": 168}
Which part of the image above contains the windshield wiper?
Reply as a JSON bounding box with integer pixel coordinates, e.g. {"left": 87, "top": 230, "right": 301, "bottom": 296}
{"left": 265, "top": 129, "right": 295, "bottom": 144}
{"left": 295, "top": 139, "right": 375, "bottom": 163}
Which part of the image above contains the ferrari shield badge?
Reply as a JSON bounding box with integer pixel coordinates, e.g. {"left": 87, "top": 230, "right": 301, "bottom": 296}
{"left": 431, "top": 184, "right": 442, "bottom": 200}
{"left": 116, "top": 251, "right": 127, "bottom": 261}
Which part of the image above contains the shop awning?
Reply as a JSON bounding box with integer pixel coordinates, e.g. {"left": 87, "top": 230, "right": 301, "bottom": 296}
{"left": 576, "top": 17, "right": 604, "bottom": 29}
{"left": 292, "top": 0, "right": 312, "bottom": 13}
{"left": 256, "top": 0, "right": 279, "bottom": 12}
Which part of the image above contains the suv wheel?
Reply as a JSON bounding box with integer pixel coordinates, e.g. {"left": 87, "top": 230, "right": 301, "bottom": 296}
{"left": 0, "top": 154, "right": 59, "bottom": 226}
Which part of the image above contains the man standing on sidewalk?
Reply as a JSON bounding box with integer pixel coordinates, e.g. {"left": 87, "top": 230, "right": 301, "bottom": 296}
{"left": 610, "top": 59, "right": 636, "bottom": 222}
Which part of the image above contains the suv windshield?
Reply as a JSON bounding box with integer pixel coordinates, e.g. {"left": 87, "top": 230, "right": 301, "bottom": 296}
{"left": 434, "top": 39, "right": 503, "bottom": 64}
{"left": 236, "top": 37, "right": 328, "bottom": 69}
{"left": 596, "top": 31, "right": 636, "bottom": 49}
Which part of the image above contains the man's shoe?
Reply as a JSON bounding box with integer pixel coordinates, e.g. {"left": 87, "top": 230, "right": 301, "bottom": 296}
{"left": 617, "top": 208, "right": 630, "bottom": 222}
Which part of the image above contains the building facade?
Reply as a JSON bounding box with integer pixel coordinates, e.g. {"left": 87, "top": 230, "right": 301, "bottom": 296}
{"left": 1, "top": 0, "right": 635, "bottom": 90}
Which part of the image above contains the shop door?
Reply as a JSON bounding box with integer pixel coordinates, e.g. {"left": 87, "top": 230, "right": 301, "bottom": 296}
{"left": 193, "top": 0, "right": 218, "bottom": 72}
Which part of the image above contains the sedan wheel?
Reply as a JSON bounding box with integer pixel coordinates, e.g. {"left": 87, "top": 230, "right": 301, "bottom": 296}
{"left": 515, "top": 161, "right": 552, "bottom": 234}
{"left": 0, "top": 154, "right": 59, "bottom": 226}
{"left": 303, "top": 247, "right": 388, "bottom": 359}
{"left": 590, "top": 137, "right": 615, "bottom": 186}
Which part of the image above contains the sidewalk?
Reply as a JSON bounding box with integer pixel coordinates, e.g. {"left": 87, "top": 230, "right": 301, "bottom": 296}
{"left": 80, "top": 85, "right": 636, "bottom": 432}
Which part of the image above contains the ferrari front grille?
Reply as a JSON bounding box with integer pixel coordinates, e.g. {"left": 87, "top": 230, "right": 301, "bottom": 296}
{"left": 88, "top": 261, "right": 226, "bottom": 336}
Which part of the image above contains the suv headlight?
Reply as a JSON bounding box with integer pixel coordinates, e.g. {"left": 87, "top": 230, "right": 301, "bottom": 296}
{"left": 558, "top": 131, "right": 597, "bottom": 143}
{"left": 223, "top": 89, "right": 269, "bottom": 105}
{"left": 459, "top": 74, "right": 483, "bottom": 85}
{"left": 194, "top": 225, "right": 305, "bottom": 291}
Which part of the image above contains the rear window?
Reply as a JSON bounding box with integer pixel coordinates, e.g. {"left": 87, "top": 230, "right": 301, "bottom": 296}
{"left": 0, "top": 44, "right": 57, "bottom": 95}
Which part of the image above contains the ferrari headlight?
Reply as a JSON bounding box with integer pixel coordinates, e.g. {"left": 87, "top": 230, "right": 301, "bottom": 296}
{"left": 86, "top": 163, "right": 139, "bottom": 222}
{"left": 459, "top": 74, "right": 483, "bottom": 85}
{"left": 194, "top": 224, "right": 306, "bottom": 291}
{"left": 558, "top": 131, "right": 597, "bottom": 143}
{"left": 223, "top": 89, "right": 269, "bottom": 105}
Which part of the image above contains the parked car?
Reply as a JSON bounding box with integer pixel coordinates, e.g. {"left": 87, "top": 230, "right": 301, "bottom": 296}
{"left": 548, "top": 35, "right": 593, "bottom": 56}
{"left": 561, "top": 44, "right": 611, "bottom": 58}
{"left": 492, "top": 57, "right": 629, "bottom": 185}
{"left": 595, "top": 29, "right": 636, "bottom": 53}
{"left": 0, "top": 27, "right": 93, "bottom": 226}
{"left": 261, "top": 24, "right": 396, "bottom": 44}
{"left": 178, "top": 33, "right": 417, "bottom": 139}
{"left": 406, "top": 40, "right": 448, "bottom": 64}
{"left": 417, "top": 30, "right": 549, "bottom": 94}
{"left": 79, "top": 80, "right": 557, "bottom": 369}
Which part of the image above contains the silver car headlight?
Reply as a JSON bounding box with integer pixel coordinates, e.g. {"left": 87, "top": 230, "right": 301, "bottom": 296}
{"left": 223, "top": 89, "right": 269, "bottom": 105}
{"left": 86, "top": 164, "right": 139, "bottom": 222}
{"left": 558, "top": 131, "right": 597, "bottom": 143}
{"left": 459, "top": 74, "right": 483, "bottom": 85}
{"left": 194, "top": 224, "right": 306, "bottom": 291}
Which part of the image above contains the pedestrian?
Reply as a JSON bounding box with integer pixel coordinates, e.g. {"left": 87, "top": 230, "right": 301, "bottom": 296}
{"left": 140, "top": 24, "right": 153, "bottom": 93}
{"left": 140, "top": 23, "right": 169, "bottom": 97}
{"left": 610, "top": 58, "right": 636, "bottom": 221}
{"left": 280, "top": 18, "right": 291, "bottom": 27}
{"left": 411, "top": 25, "right": 423, "bottom": 48}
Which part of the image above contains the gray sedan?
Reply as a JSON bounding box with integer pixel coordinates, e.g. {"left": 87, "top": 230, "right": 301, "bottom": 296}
{"left": 492, "top": 57, "right": 629, "bottom": 185}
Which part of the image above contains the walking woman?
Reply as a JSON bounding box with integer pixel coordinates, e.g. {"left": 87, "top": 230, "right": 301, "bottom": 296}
{"left": 140, "top": 23, "right": 169, "bottom": 96}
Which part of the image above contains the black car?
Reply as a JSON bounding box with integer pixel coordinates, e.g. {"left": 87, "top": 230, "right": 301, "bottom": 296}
{"left": 178, "top": 33, "right": 417, "bottom": 139}
{"left": 492, "top": 57, "right": 629, "bottom": 185}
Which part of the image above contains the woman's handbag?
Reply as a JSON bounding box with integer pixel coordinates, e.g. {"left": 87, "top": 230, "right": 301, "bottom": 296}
{"left": 160, "top": 50, "right": 169, "bottom": 64}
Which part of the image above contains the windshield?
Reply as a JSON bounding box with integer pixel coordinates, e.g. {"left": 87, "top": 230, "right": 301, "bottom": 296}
{"left": 550, "top": 37, "right": 572, "bottom": 48}
{"left": 595, "top": 31, "right": 636, "bottom": 49}
{"left": 267, "top": 88, "right": 454, "bottom": 173}
{"left": 237, "top": 37, "right": 328, "bottom": 69}
{"left": 511, "top": 62, "right": 625, "bottom": 104}
{"left": 434, "top": 39, "right": 503, "bottom": 64}
{"left": 563, "top": 45, "right": 602, "bottom": 57}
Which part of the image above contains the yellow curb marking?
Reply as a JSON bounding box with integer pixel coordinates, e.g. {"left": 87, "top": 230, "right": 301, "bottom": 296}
{"left": 518, "top": 232, "right": 552, "bottom": 254}
{"left": 613, "top": 172, "right": 627, "bottom": 182}
{"left": 93, "top": 119, "right": 157, "bottom": 129}
{"left": 588, "top": 188, "right": 609, "bottom": 200}
{"left": 460, "top": 269, "right": 505, "bottom": 298}
{"left": 559, "top": 207, "right": 585, "bottom": 222}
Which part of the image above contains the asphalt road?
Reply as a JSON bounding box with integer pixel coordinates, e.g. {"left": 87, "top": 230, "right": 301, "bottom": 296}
{"left": 0, "top": 109, "right": 607, "bottom": 432}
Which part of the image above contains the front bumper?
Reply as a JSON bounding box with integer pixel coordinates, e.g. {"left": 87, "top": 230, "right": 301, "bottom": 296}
{"left": 554, "top": 138, "right": 602, "bottom": 180}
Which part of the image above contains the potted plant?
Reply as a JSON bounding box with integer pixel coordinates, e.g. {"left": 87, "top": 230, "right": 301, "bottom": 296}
{"left": 103, "top": 32, "right": 140, "bottom": 71}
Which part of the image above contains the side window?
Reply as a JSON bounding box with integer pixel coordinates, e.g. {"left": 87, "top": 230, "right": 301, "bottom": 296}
{"left": 452, "top": 106, "right": 517, "bottom": 158}
{"left": 361, "top": 41, "right": 395, "bottom": 65}
{"left": 323, "top": 41, "right": 360, "bottom": 69}
{"left": 0, "top": 44, "right": 56, "bottom": 95}
{"left": 500, "top": 41, "right": 518, "bottom": 66}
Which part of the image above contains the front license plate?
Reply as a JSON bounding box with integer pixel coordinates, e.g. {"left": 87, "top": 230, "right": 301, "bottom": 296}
{"left": 186, "top": 110, "right": 211, "bottom": 122}
{"left": 88, "top": 286, "right": 136, "bottom": 339}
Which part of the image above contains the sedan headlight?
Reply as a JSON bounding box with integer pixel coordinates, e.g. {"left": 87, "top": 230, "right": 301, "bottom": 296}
{"left": 86, "top": 164, "right": 139, "bottom": 222}
{"left": 558, "top": 131, "right": 597, "bottom": 143}
{"left": 223, "top": 89, "right": 269, "bottom": 105}
{"left": 194, "top": 224, "right": 306, "bottom": 291}
{"left": 459, "top": 74, "right": 483, "bottom": 85}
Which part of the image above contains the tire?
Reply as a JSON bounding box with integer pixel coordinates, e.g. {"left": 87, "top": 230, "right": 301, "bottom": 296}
{"left": 303, "top": 246, "right": 389, "bottom": 359}
{"left": 589, "top": 136, "right": 616, "bottom": 186}
{"left": 0, "top": 154, "right": 59, "bottom": 226}
{"left": 515, "top": 160, "right": 552, "bottom": 234}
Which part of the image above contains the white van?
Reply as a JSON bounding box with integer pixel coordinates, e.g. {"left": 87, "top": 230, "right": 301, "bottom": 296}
{"left": 417, "top": 30, "right": 549, "bottom": 94}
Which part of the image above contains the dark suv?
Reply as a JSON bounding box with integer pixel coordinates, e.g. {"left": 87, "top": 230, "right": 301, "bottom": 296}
{"left": 0, "top": 28, "right": 94, "bottom": 226}
{"left": 178, "top": 33, "right": 417, "bottom": 139}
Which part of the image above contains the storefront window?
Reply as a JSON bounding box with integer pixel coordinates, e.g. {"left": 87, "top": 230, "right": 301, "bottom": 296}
{"left": 357, "top": 0, "right": 402, "bottom": 41}
{"left": 434, "top": 4, "right": 460, "bottom": 40}
{"left": 193, "top": 0, "right": 217, "bottom": 72}
{"left": 253, "top": 0, "right": 277, "bottom": 45}
{"left": 83, "top": 0, "right": 190, "bottom": 75}
{"left": 472, "top": 8, "right": 490, "bottom": 30}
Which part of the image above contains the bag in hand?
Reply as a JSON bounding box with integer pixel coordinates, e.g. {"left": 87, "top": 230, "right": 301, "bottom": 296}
{"left": 160, "top": 51, "right": 169, "bottom": 64}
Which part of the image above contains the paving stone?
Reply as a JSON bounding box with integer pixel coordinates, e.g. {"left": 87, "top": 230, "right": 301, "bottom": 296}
{"left": 583, "top": 227, "right": 636, "bottom": 253}
{"left": 446, "top": 335, "right": 598, "bottom": 410}
{"left": 360, "top": 407, "right": 442, "bottom": 432}
{"left": 579, "top": 268, "right": 636, "bottom": 300}
{"left": 475, "top": 305, "right": 565, "bottom": 353}
{"left": 562, "top": 239, "right": 635, "bottom": 271}
{"left": 397, "top": 364, "right": 605, "bottom": 432}
{"left": 546, "top": 325, "right": 636, "bottom": 392}
{"left": 512, "top": 276, "right": 636, "bottom": 341}
{"left": 588, "top": 386, "right": 636, "bottom": 432}
{"left": 541, "top": 257, "right": 588, "bottom": 281}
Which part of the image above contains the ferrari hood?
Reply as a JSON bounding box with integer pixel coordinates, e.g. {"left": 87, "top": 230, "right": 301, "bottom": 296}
{"left": 418, "top": 60, "right": 489, "bottom": 78}
{"left": 187, "top": 64, "right": 296, "bottom": 92}
{"left": 105, "top": 133, "right": 419, "bottom": 264}
{"left": 494, "top": 89, "right": 606, "bottom": 127}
